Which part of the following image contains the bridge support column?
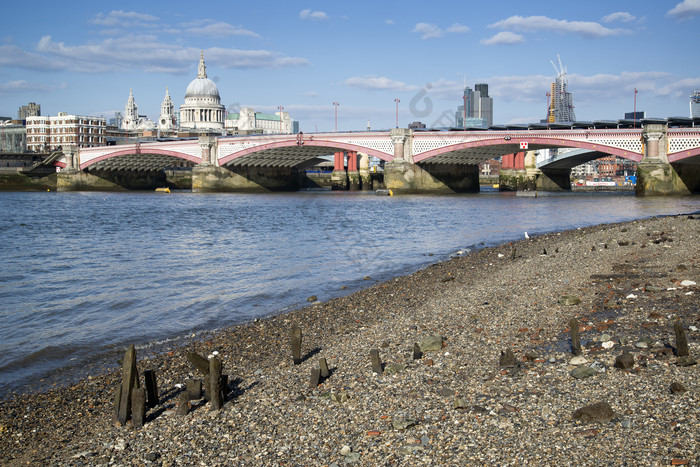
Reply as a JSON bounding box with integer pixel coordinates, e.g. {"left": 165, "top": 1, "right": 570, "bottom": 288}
{"left": 192, "top": 165, "right": 300, "bottom": 192}
{"left": 347, "top": 151, "right": 362, "bottom": 190}
{"left": 359, "top": 153, "right": 372, "bottom": 190}
{"left": 499, "top": 152, "right": 531, "bottom": 191}
{"left": 636, "top": 123, "right": 693, "bottom": 195}
{"left": 331, "top": 151, "right": 348, "bottom": 190}
{"left": 536, "top": 168, "right": 571, "bottom": 191}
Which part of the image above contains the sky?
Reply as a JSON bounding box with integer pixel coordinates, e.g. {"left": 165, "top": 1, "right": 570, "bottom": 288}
{"left": 1, "top": 0, "right": 699, "bottom": 132}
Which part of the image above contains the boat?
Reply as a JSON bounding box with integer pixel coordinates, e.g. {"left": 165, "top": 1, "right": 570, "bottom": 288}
{"left": 375, "top": 189, "right": 393, "bottom": 196}
{"left": 155, "top": 187, "right": 171, "bottom": 193}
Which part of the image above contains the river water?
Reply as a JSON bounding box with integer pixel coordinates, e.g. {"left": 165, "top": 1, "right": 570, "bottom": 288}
{"left": 1, "top": 189, "right": 699, "bottom": 397}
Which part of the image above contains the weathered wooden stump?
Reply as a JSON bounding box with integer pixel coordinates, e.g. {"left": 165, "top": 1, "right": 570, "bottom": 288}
{"left": 131, "top": 387, "right": 147, "bottom": 429}
{"left": 291, "top": 325, "right": 303, "bottom": 365}
{"left": 569, "top": 318, "right": 581, "bottom": 355}
{"left": 209, "top": 356, "right": 224, "bottom": 410}
{"left": 413, "top": 343, "right": 423, "bottom": 360}
{"left": 186, "top": 351, "right": 210, "bottom": 375}
{"left": 319, "top": 358, "right": 330, "bottom": 378}
{"left": 370, "top": 349, "right": 383, "bottom": 374}
{"left": 309, "top": 368, "right": 321, "bottom": 388}
{"left": 176, "top": 391, "right": 190, "bottom": 416}
{"left": 117, "top": 344, "right": 139, "bottom": 426}
{"left": 186, "top": 378, "right": 202, "bottom": 400}
{"left": 112, "top": 385, "right": 122, "bottom": 425}
{"left": 143, "top": 369, "right": 158, "bottom": 408}
{"left": 674, "top": 321, "right": 689, "bottom": 357}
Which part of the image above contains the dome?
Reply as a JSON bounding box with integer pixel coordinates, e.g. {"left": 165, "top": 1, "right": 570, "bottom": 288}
{"left": 185, "top": 77, "right": 220, "bottom": 99}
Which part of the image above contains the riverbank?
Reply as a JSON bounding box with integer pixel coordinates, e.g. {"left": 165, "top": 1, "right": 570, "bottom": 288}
{"left": 1, "top": 213, "right": 698, "bottom": 465}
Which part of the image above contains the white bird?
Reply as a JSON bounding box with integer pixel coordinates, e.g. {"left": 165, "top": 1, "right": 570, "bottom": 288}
{"left": 524, "top": 232, "right": 530, "bottom": 240}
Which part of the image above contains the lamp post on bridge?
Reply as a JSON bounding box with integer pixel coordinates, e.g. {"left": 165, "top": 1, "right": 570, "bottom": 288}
{"left": 394, "top": 98, "right": 400, "bottom": 129}
{"left": 333, "top": 101, "right": 339, "bottom": 133}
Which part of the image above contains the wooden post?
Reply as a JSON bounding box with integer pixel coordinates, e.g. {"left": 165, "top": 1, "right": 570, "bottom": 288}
{"left": 143, "top": 370, "right": 158, "bottom": 408}
{"left": 117, "top": 344, "right": 138, "bottom": 426}
{"left": 370, "top": 349, "right": 383, "bottom": 374}
{"left": 319, "top": 358, "right": 330, "bottom": 378}
{"left": 112, "top": 385, "right": 122, "bottom": 425}
{"left": 569, "top": 318, "right": 581, "bottom": 355}
{"left": 186, "top": 378, "right": 202, "bottom": 400}
{"left": 176, "top": 391, "right": 190, "bottom": 416}
{"left": 674, "top": 321, "right": 689, "bottom": 357}
{"left": 131, "top": 387, "right": 147, "bottom": 429}
{"left": 209, "top": 356, "right": 223, "bottom": 410}
{"left": 413, "top": 343, "right": 423, "bottom": 360}
{"left": 291, "top": 325, "right": 303, "bottom": 365}
{"left": 186, "top": 352, "right": 210, "bottom": 375}
{"left": 309, "top": 368, "right": 321, "bottom": 388}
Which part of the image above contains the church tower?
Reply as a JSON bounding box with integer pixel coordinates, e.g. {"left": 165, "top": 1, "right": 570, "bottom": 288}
{"left": 158, "top": 87, "right": 175, "bottom": 132}
{"left": 122, "top": 89, "right": 138, "bottom": 131}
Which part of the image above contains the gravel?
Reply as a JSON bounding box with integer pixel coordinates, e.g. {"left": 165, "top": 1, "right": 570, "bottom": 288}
{"left": 1, "top": 213, "right": 698, "bottom": 466}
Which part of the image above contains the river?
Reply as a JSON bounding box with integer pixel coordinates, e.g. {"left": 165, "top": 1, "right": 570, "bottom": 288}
{"left": 1, "top": 189, "right": 699, "bottom": 397}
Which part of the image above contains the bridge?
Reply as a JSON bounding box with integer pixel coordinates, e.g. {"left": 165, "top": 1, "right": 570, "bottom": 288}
{"left": 56, "top": 120, "right": 700, "bottom": 195}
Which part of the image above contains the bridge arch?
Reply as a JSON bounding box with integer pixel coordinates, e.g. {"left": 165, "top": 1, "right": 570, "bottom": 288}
{"left": 218, "top": 138, "right": 394, "bottom": 166}
{"left": 412, "top": 137, "right": 643, "bottom": 164}
{"left": 669, "top": 147, "right": 700, "bottom": 163}
{"left": 80, "top": 148, "right": 200, "bottom": 170}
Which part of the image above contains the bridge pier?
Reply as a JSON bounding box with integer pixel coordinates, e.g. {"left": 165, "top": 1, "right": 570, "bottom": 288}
{"left": 536, "top": 168, "right": 571, "bottom": 191}
{"left": 192, "top": 165, "right": 300, "bottom": 192}
{"left": 636, "top": 122, "right": 698, "bottom": 195}
{"left": 331, "top": 151, "right": 348, "bottom": 190}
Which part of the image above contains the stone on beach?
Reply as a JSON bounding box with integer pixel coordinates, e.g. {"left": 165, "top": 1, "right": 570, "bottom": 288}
{"left": 572, "top": 402, "right": 616, "bottom": 423}
{"left": 419, "top": 335, "right": 444, "bottom": 352}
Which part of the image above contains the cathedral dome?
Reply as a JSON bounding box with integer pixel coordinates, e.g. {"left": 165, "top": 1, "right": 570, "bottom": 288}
{"left": 185, "top": 77, "right": 220, "bottom": 99}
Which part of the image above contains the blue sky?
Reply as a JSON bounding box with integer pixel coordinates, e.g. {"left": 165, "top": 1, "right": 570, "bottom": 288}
{"left": 1, "top": 0, "right": 699, "bottom": 131}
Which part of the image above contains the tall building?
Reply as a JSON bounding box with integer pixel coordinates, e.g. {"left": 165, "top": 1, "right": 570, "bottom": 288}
{"left": 546, "top": 55, "right": 576, "bottom": 123}
{"left": 691, "top": 90, "right": 700, "bottom": 118}
{"left": 158, "top": 87, "right": 176, "bottom": 133}
{"left": 26, "top": 113, "right": 106, "bottom": 151}
{"left": 455, "top": 83, "right": 493, "bottom": 128}
{"left": 18, "top": 102, "right": 41, "bottom": 121}
{"left": 179, "top": 52, "right": 225, "bottom": 131}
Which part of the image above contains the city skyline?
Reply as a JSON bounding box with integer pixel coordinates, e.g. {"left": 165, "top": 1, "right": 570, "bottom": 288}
{"left": 1, "top": 1, "right": 699, "bottom": 132}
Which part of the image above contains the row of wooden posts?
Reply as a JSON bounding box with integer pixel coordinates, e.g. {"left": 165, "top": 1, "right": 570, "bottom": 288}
{"left": 568, "top": 318, "right": 690, "bottom": 357}
{"left": 113, "top": 319, "right": 693, "bottom": 428}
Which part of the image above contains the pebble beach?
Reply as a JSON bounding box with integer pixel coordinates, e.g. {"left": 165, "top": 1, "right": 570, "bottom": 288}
{"left": 1, "top": 213, "right": 698, "bottom": 466}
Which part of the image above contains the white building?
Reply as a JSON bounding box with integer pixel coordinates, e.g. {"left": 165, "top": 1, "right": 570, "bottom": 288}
{"left": 158, "top": 87, "right": 176, "bottom": 133}
{"left": 179, "top": 52, "right": 225, "bottom": 131}
{"left": 226, "top": 107, "right": 296, "bottom": 134}
{"left": 26, "top": 113, "right": 106, "bottom": 151}
{"left": 121, "top": 89, "right": 155, "bottom": 132}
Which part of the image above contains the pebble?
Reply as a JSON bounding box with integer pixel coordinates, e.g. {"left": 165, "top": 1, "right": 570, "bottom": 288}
{"left": 570, "top": 356, "right": 588, "bottom": 365}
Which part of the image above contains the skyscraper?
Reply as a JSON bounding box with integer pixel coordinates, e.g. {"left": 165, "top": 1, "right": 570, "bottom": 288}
{"left": 691, "top": 90, "right": 700, "bottom": 118}
{"left": 455, "top": 83, "right": 493, "bottom": 128}
{"left": 546, "top": 55, "right": 576, "bottom": 123}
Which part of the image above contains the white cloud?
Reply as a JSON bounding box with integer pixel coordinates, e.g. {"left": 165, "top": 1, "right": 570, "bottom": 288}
{"left": 412, "top": 22, "right": 470, "bottom": 39}
{"left": 29, "top": 36, "right": 309, "bottom": 73}
{"left": 300, "top": 9, "right": 329, "bottom": 21}
{"left": 0, "top": 44, "right": 66, "bottom": 71}
{"left": 446, "top": 23, "right": 470, "bottom": 33}
{"left": 667, "top": 0, "right": 700, "bottom": 20}
{"left": 185, "top": 20, "right": 260, "bottom": 38}
{"left": 601, "top": 12, "right": 637, "bottom": 23}
{"left": 345, "top": 76, "right": 418, "bottom": 92}
{"left": 0, "top": 79, "right": 66, "bottom": 96}
{"left": 480, "top": 31, "right": 525, "bottom": 45}
{"left": 385, "top": 19, "right": 395, "bottom": 25}
{"left": 489, "top": 15, "right": 631, "bottom": 38}
{"left": 412, "top": 23, "right": 443, "bottom": 39}
{"left": 90, "top": 10, "right": 159, "bottom": 28}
